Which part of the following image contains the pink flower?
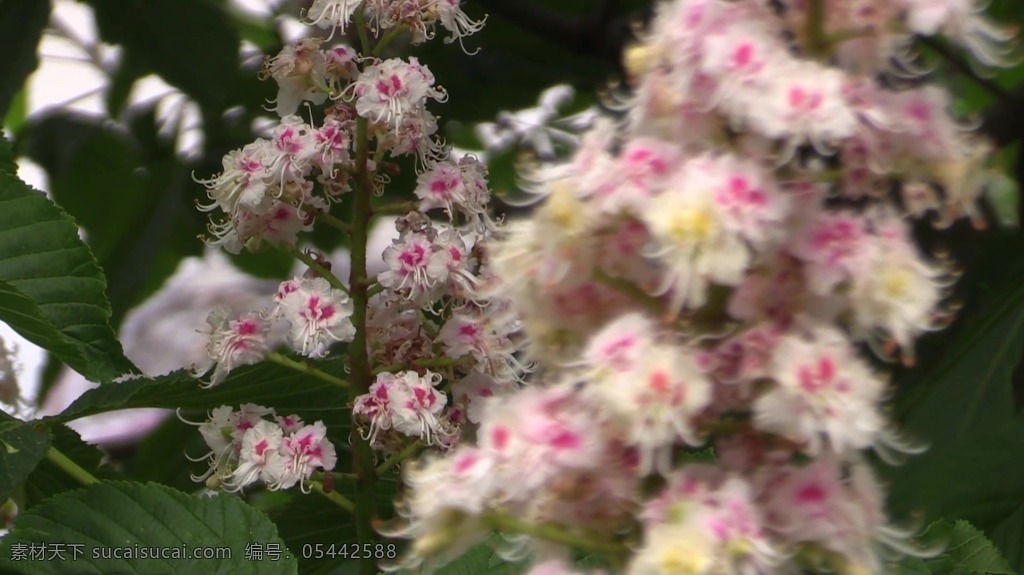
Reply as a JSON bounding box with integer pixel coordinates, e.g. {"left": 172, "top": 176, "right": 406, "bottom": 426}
{"left": 193, "top": 307, "right": 270, "bottom": 387}
{"left": 275, "top": 276, "right": 355, "bottom": 357}
{"left": 754, "top": 324, "right": 886, "bottom": 455}
{"left": 277, "top": 421, "right": 338, "bottom": 490}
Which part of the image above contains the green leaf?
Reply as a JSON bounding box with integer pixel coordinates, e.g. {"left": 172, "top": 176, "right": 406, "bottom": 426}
{"left": 0, "top": 169, "right": 137, "bottom": 382}
{"left": 21, "top": 113, "right": 151, "bottom": 267}
{"left": 20, "top": 110, "right": 203, "bottom": 325}
{"left": 2, "top": 87, "right": 28, "bottom": 138}
{"left": 0, "top": 0, "right": 51, "bottom": 120}
{"left": 23, "top": 424, "right": 122, "bottom": 509}
{"left": 270, "top": 477, "right": 399, "bottom": 574}
{"left": 0, "top": 481, "right": 298, "bottom": 574}
{"left": 885, "top": 232, "right": 1024, "bottom": 571}
{"left": 47, "top": 358, "right": 351, "bottom": 438}
{"left": 86, "top": 0, "right": 240, "bottom": 113}
{"left": 0, "top": 280, "right": 88, "bottom": 369}
{"left": 0, "top": 413, "right": 50, "bottom": 504}
{"left": 894, "top": 519, "right": 1017, "bottom": 575}
{"left": 123, "top": 415, "right": 215, "bottom": 492}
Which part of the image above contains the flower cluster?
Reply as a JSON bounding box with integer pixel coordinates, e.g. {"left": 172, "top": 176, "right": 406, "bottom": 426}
{"left": 181, "top": 404, "right": 337, "bottom": 493}
{"left": 306, "top": 0, "right": 486, "bottom": 49}
{"left": 190, "top": 0, "right": 499, "bottom": 494}
{"left": 192, "top": 275, "right": 354, "bottom": 387}
{"left": 386, "top": 0, "right": 1014, "bottom": 573}
{"left": 350, "top": 207, "right": 522, "bottom": 455}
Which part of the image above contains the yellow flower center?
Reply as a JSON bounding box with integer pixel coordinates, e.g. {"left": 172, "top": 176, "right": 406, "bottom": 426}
{"left": 659, "top": 547, "right": 711, "bottom": 575}
{"left": 668, "top": 206, "right": 716, "bottom": 244}
{"left": 881, "top": 266, "right": 911, "bottom": 300}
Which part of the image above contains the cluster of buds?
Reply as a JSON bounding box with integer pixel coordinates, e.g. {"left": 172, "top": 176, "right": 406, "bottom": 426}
{"left": 386, "top": 0, "right": 1015, "bottom": 574}
{"left": 180, "top": 404, "right": 337, "bottom": 493}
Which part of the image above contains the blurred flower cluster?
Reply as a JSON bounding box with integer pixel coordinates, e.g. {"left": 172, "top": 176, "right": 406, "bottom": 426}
{"left": 384, "top": 1, "right": 1016, "bottom": 574}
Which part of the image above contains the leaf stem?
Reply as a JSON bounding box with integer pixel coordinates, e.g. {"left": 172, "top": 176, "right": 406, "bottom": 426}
{"left": 318, "top": 210, "right": 353, "bottom": 235}
{"left": 47, "top": 446, "right": 98, "bottom": 486}
{"left": 265, "top": 352, "right": 350, "bottom": 390}
{"left": 355, "top": 8, "right": 372, "bottom": 56}
{"left": 289, "top": 247, "right": 350, "bottom": 296}
{"left": 311, "top": 480, "right": 356, "bottom": 513}
{"left": 592, "top": 268, "right": 665, "bottom": 318}
{"left": 371, "top": 201, "right": 417, "bottom": 217}
{"left": 372, "top": 25, "right": 406, "bottom": 57}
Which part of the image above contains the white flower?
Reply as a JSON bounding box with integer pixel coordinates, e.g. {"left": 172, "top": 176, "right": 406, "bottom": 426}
{"left": 351, "top": 58, "right": 447, "bottom": 128}
{"left": 754, "top": 325, "right": 886, "bottom": 455}
{"left": 587, "top": 344, "right": 712, "bottom": 474}
{"left": 305, "top": 0, "right": 364, "bottom": 34}
{"left": 275, "top": 276, "right": 355, "bottom": 357}
{"left": 229, "top": 420, "right": 286, "bottom": 491}
{"left": 260, "top": 38, "right": 328, "bottom": 117}
{"left": 193, "top": 306, "right": 270, "bottom": 387}
{"left": 277, "top": 421, "right": 338, "bottom": 490}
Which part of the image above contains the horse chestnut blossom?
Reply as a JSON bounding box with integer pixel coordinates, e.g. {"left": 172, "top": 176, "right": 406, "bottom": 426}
{"left": 274, "top": 276, "right": 356, "bottom": 357}
{"left": 349, "top": 57, "right": 447, "bottom": 129}
{"left": 381, "top": 0, "right": 1015, "bottom": 573}
{"left": 192, "top": 306, "right": 271, "bottom": 387}
{"left": 193, "top": 274, "right": 355, "bottom": 385}
{"left": 353, "top": 370, "right": 453, "bottom": 447}
{"left": 181, "top": 404, "right": 337, "bottom": 493}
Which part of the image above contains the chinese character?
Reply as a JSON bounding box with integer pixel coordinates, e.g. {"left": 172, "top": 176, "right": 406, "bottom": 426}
{"left": 244, "top": 543, "right": 264, "bottom": 561}
{"left": 46, "top": 543, "right": 66, "bottom": 561}
{"left": 265, "top": 543, "right": 282, "bottom": 561}
{"left": 28, "top": 544, "right": 46, "bottom": 561}
{"left": 9, "top": 543, "right": 28, "bottom": 561}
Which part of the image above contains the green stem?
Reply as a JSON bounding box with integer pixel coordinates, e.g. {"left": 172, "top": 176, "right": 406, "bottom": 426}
{"left": 805, "top": 0, "right": 828, "bottom": 57}
{"left": 416, "top": 309, "right": 439, "bottom": 339}
{"left": 350, "top": 18, "right": 378, "bottom": 573}
{"left": 266, "top": 352, "right": 350, "bottom": 390}
{"left": 376, "top": 439, "right": 424, "bottom": 475}
{"left": 372, "top": 201, "right": 417, "bottom": 217}
{"left": 481, "top": 510, "right": 630, "bottom": 558}
{"left": 316, "top": 471, "right": 360, "bottom": 482}
{"left": 372, "top": 25, "right": 406, "bottom": 57}
{"left": 289, "top": 247, "right": 350, "bottom": 296}
{"left": 592, "top": 268, "right": 666, "bottom": 318}
{"left": 355, "top": 8, "right": 372, "bottom": 56}
{"left": 318, "top": 210, "right": 352, "bottom": 234}
{"left": 47, "top": 447, "right": 98, "bottom": 486}
{"left": 311, "top": 481, "right": 356, "bottom": 513}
